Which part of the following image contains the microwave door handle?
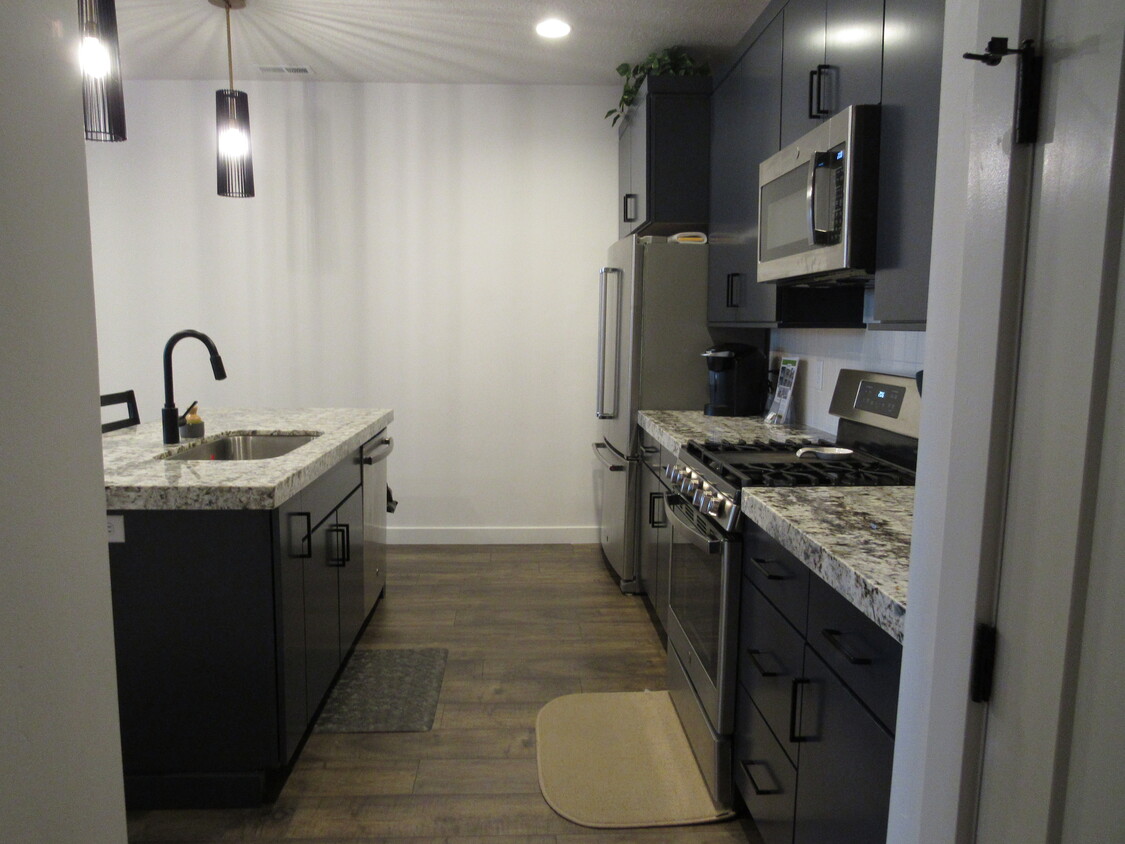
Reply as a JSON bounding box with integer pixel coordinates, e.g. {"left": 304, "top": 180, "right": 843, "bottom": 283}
{"left": 806, "top": 152, "right": 836, "bottom": 245}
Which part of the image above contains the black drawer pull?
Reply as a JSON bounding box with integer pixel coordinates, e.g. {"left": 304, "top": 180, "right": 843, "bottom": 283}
{"left": 747, "top": 648, "right": 780, "bottom": 678}
{"left": 789, "top": 678, "right": 812, "bottom": 742}
{"left": 741, "top": 759, "right": 780, "bottom": 796}
{"left": 821, "top": 628, "right": 873, "bottom": 665}
{"left": 750, "top": 556, "right": 788, "bottom": 580}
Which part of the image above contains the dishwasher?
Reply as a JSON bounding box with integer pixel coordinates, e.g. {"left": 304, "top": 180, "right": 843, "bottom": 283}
{"left": 360, "top": 430, "right": 395, "bottom": 616}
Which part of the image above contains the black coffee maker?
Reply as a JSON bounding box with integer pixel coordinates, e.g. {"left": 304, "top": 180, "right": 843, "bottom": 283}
{"left": 703, "top": 344, "right": 770, "bottom": 416}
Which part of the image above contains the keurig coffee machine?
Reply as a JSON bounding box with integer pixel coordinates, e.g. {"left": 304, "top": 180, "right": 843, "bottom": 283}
{"left": 703, "top": 344, "right": 769, "bottom": 416}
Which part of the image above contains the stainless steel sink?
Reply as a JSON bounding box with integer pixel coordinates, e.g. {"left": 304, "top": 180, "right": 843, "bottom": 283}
{"left": 164, "top": 433, "right": 317, "bottom": 461}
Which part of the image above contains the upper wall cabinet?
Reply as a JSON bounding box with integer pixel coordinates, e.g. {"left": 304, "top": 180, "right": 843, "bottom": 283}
{"left": 707, "top": 10, "right": 865, "bottom": 329}
{"left": 869, "top": 0, "right": 944, "bottom": 328}
{"left": 780, "top": 0, "right": 885, "bottom": 148}
{"left": 617, "top": 76, "right": 711, "bottom": 240}
{"left": 707, "top": 0, "right": 942, "bottom": 329}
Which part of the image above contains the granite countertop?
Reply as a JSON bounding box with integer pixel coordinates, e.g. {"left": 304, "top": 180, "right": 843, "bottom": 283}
{"left": 741, "top": 487, "right": 913, "bottom": 643}
{"left": 103, "top": 408, "right": 393, "bottom": 511}
{"left": 637, "top": 410, "right": 831, "bottom": 455}
{"left": 639, "top": 410, "right": 912, "bottom": 642}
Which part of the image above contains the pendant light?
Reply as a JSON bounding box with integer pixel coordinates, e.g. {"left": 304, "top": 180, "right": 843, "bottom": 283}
{"left": 79, "top": 0, "right": 127, "bottom": 141}
{"left": 211, "top": 0, "right": 254, "bottom": 197}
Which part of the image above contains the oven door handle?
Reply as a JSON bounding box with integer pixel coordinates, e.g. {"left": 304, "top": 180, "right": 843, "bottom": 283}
{"left": 666, "top": 496, "right": 722, "bottom": 554}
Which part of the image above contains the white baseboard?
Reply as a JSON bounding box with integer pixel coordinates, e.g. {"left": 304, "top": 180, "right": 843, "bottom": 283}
{"left": 386, "top": 525, "right": 601, "bottom": 545}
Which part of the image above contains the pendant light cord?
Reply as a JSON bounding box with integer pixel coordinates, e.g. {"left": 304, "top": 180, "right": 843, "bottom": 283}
{"left": 225, "top": 4, "right": 234, "bottom": 90}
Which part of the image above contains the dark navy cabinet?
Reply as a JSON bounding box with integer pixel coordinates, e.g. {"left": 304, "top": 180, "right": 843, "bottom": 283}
{"left": 736, "top": 519, "right": 901, "bottom": 843}
{"left": 780, "top": 0, "right": 885, "bottom": 148}
{"left": 109, "top": 450, "right": 368, "bottom": 809}
{"left": 617, "top": 75, "right": 711, "bottom": 239}
{"left": 705, "top": 0, "right": 943, "bottom": 329}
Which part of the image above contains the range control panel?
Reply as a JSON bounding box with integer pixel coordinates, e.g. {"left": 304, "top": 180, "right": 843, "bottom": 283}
{"left": 854, "top": 380, "right": 906, "bottom": 418}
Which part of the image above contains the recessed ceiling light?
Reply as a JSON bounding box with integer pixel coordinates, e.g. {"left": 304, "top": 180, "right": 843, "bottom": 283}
{"left": 536, "top": 18, "right": 571, "bottom": 39}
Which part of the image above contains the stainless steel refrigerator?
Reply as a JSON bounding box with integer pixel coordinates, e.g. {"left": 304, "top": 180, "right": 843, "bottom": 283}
{"left": 593, "top": 235, "right": 711, "bottom": 592}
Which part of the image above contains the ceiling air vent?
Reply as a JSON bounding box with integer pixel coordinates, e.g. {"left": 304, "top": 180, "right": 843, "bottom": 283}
{"left": 258, "top": 65, "right": 313, "bottom": 76}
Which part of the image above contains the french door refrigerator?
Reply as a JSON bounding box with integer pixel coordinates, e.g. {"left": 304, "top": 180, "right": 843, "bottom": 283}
{"left": 593, "top": 235, "right": 710, "bottom": 592}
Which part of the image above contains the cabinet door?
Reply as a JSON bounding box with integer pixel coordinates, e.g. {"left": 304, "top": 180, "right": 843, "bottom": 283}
{"left": 335, "top": 486, "right": 366, "bottom": 655}
{"left": 708, "top": 12, "right": 782, "bottom": 325}
{"left": 870, "top": 0, "right": 944, "bottom": 327}
{"left": 618, "top": 97, "right": 648, "bottom": 239}
{"left": 781, "top": 0, "right": 827, "bottom": 147}
{"left": 794, "top": 645, "right": 895, "bottom": 844}
{"left": 823, "top": 0, "right": 884, "bottom": 114}
{"left": 734, "top": 690, "right": 798, "bottom": 844}
{"left": 638, "top": 462, "right": 670, "bottom": 624}
{"left": 304, "top": 516, "right": 340, "bottom": 714}
{"left": 739, "top": 582, "right": 806, "bottom": 767}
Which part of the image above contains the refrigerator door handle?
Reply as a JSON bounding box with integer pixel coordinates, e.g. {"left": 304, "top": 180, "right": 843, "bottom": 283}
{"left": 596, "top": 267, "right": 622, "bottom": 419}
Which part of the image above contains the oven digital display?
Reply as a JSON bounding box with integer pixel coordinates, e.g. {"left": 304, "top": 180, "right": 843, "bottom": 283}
{"left": 855, "top": 380, "right": 906, "bottom": 418}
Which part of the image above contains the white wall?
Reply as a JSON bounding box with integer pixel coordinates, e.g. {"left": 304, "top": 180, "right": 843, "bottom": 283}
{"left": 770, "top": 326, "right": 926, "bottom": 433}
{"left": 0, "top": 3, "right": 127, "bottom": 841}
{"left": 86, "top": 80, "right": 618, "bottom": 543}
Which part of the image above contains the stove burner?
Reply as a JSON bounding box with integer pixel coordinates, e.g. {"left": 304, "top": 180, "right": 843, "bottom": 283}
{"left": 683, "top": 438, "right": 915, "bottom": 489}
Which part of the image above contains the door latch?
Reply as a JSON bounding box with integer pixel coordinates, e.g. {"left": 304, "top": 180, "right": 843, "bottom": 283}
{"left": 962, "top": 37, "right": 1042, "bottom": 144}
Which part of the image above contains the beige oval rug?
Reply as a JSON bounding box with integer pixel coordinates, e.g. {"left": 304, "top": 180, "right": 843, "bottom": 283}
{"left": 535, "top": 689, "right": 735, "bottom": 828}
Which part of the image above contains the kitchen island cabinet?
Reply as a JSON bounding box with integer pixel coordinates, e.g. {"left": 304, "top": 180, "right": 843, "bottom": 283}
{"left": 103, "top": 408, "right": 392, "bottom": 809}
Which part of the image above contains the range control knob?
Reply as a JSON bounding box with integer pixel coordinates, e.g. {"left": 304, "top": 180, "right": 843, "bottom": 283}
{"left": 704, "top": 496, "right": 726, "bottom": 517}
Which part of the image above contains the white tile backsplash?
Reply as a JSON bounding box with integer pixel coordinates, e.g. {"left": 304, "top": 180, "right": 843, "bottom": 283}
{"left": 771, "top": 328, "right": 926, "bottom": 434}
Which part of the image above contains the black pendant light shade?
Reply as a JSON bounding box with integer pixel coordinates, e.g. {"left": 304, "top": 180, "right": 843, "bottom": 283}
{"left": 216, "top": 89, "right": 255, "bottom": 197}
{"left": 79, "top": 0, "right": 127, "bottom": 141}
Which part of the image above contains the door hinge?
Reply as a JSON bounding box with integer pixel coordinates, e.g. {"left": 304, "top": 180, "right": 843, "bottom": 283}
{"left": 970, "top": 622, "right": 998, "bottom": 703}
{"left": 962, "top": 37, "right": 1043, "bottom": 144}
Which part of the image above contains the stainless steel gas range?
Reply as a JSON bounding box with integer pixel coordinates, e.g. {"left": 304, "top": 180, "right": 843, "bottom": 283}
{"left": 662, "top": 369, "right": 921, "bottom": 809}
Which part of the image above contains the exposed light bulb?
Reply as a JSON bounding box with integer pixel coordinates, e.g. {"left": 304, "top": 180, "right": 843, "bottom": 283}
{"left": 81, "top": 35, "right": 112, "bottom": 79}
{"left": 218, "top": 126, "right": 249, "bottom": 159}
{"left": 536, "top": 18, "right": 571, "bottom": 39}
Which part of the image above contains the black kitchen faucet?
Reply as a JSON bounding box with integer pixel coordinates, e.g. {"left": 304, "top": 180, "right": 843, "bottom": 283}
{"left": 162, "top": 330, "right": 227, "bottom": 445}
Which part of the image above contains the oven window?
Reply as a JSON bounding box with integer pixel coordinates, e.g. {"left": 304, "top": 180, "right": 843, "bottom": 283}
{"left": 668, "top": 506, "right": 726, "bottom": 680}
{"left": 760, "top": 165, "right": 810, "bottom": 262}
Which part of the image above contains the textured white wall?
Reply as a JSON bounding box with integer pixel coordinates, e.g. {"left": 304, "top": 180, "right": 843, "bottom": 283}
{"left": 0, "top": 2, "right": 127, "bottom": 839}
{"left": 86, "top": 80, "right": 618, "bottom": 543}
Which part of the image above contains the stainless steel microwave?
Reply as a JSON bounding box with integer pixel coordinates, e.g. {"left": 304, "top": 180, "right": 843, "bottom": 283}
{"left": 757, "top": 104, "right": 880, "bottom": 283}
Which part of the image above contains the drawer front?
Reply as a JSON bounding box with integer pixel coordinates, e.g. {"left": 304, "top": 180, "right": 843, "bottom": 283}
{"left": 743, "top": 519, "right": 810, "bottom": 632}
{"left": 806, "top": 572, "right": 903, "bottom": 733}
{"left": 739, "top": 582, "right": 805, "bottom": 767}
{"left": 733, "top": 689, "right": 797, "bottom": 844}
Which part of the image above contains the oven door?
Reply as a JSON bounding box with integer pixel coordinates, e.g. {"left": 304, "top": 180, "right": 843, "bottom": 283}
{"left": 665, "top": 494, "right": 741, "bottom": 735}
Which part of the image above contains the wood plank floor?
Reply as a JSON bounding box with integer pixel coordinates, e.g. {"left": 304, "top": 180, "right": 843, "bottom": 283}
{"left": 126, "top": 544, "right": 763, "bottom": 843}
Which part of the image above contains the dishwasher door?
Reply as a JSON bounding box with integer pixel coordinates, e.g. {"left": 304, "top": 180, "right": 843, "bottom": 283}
{"left": 361, "top": 431, "right": 394, "bottom": 617}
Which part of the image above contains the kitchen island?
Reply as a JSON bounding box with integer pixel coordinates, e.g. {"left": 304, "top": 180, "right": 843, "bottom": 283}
{"left": 103, "top": 408, "right": 393, "bottom": 809}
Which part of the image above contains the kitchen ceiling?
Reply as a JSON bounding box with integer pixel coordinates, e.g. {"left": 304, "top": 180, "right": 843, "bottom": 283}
{"left": 115, "top": 0, "right": 768, "bottom": 85}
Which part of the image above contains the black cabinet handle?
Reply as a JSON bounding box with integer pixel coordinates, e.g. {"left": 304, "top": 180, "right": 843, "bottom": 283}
{"left": 747, "top": 648, "right": 779, "bottom": 678}
{"left": 741, "top": 760, "right": 781, "bottom": 795}
{"left": 649, "top": 492, "right": 668, "bottom": 528}
{"left": 788, "top": 677, "right": 812, "bottom": 742}
{"left": 725, "top": 273, "right": 742, "bottom": 309}
{"left": 750, "top": 556, "right": 788, "bottom": 581}
{"left": 821, "top": 628, "right": 873, "bottom": 665}
{"left": 809, "top": 64, "right": 833, "bottom": 118}
{"left": 623, "top": 193, "right": 638, "bottom": 223}
{"left": 288, "top": 512, "right": 312, "bottom": 559}
{"left": 327, "top": 523, "right": 350, "bottom": 566}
